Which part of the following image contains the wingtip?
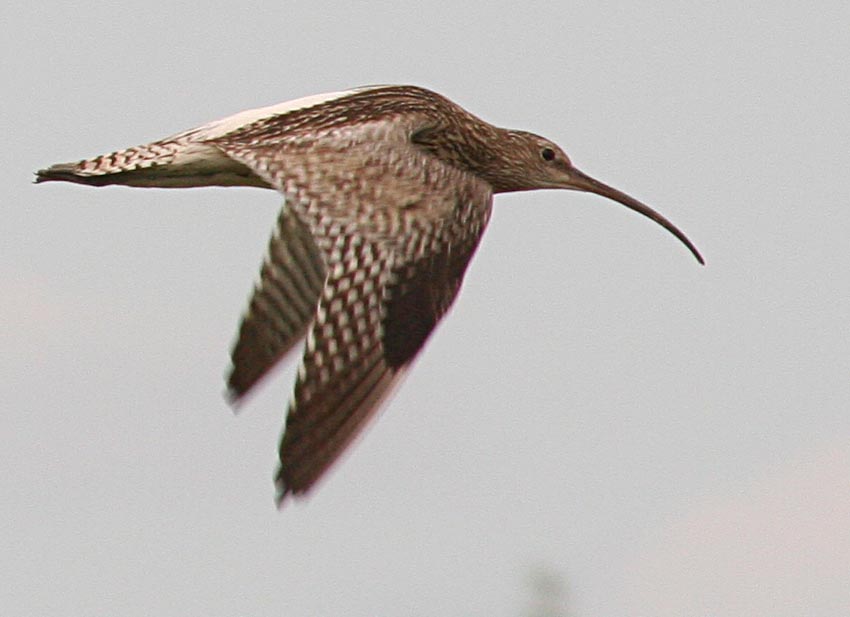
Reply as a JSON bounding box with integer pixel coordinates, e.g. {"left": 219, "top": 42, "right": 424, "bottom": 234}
{"left": 274, "top": 469, "right": 292, "bottom": 510}
{"left": 223, "top": 386, "right": 246, "bottom": 414}
{"left": 224, "top": 364, "right": 260, "bottom": 413}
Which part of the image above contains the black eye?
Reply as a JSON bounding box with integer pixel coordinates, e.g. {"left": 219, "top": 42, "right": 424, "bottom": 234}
{"left": 541, "top": 147, "right": 556, "bottom": 162}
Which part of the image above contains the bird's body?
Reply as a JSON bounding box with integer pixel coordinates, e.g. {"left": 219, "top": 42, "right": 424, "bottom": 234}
{"left": 37, "top": 85, "right": 702, "bottom": 504}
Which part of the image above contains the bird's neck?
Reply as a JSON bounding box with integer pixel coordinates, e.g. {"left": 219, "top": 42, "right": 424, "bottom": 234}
{"left": 412, "top": 120, "right": 522, "bottom": 192}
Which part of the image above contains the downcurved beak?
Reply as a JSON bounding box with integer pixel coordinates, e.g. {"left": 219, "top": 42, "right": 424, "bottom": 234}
{"left": 565, "top": 166, "right": 704, "bottom": 265}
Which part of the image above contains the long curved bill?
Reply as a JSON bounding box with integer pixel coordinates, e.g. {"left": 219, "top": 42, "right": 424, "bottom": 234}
{"left": 567, "top": 167, "right": 704, "bottom": 265}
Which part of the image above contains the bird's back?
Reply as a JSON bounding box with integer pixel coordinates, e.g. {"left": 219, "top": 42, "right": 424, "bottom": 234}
{"left": 34, "top": 85, "right": 477, "bottom": 189}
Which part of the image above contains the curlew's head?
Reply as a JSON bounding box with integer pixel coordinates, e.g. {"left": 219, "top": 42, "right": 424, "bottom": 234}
{"left": 484, "top": 129, "right": 704, "bottom": 265}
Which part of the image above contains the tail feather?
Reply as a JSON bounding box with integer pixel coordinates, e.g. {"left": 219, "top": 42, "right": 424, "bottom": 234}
{"left": 35, "top": 139, "right": 268, "bottom": 189}
{"left": 36, "top": 140, "right": 181, "bottom": 184}
{"left": 34, "top": 162, "right": 88, "bottom": 184}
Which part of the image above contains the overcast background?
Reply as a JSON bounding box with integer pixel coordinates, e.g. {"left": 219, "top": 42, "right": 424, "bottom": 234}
{"left": 4, "top": 2, "right": 849, "bottom": 616}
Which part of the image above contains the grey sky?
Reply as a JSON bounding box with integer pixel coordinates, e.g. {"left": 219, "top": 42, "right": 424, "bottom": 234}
{"left": 4, "top": 2, "right": 849, "bottom": 616}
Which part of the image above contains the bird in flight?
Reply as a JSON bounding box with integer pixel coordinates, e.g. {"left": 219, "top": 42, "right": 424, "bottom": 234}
{"left": 37, "top": 85, "right": 703, "bottom": 505}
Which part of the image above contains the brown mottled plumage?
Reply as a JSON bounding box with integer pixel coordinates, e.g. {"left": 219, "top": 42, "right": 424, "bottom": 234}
{"left": 36, "top": 85, "right": 703, "bottom": 505}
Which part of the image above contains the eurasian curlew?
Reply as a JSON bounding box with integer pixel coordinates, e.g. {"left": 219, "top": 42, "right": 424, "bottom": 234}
{"left": 37, "top": 85, "right": 703, "bottom": 505}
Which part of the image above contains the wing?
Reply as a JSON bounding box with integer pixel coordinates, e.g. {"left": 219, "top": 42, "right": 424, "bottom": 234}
{"left": 215, "top": 131, "right": 493, "bottom": 503}
{"left": 227, "top": 205, "right": 325, "bottom": 401}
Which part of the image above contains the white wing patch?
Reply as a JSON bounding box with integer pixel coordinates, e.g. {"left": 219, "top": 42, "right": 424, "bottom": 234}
{"left": 182, "top": 86, "right": 383, "bottom": 141}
